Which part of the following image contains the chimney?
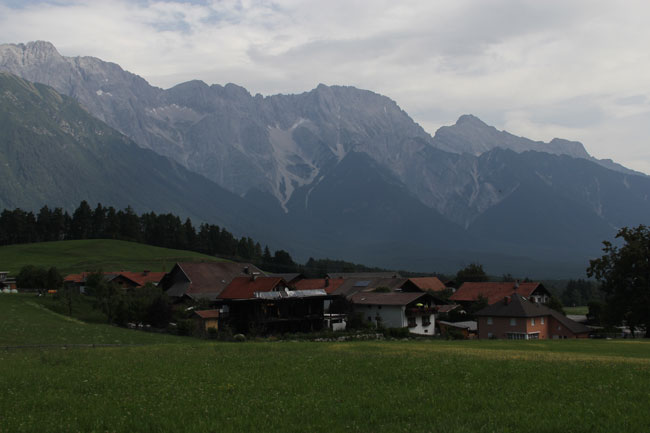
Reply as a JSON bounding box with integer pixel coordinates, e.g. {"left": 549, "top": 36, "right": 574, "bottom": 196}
{"left": 514, "top": 280, "right": 520, "bottom": 290}
{"left": 504, "top": 296, "right": 511, "bottom": 305}
{"left": 325, "top": 277, "right": 330, "bottom": 287}
{"left": 243, "top": 266, "right": 250, "bottom": 275}
{"left": 143, "top": 270, "right": 150, "bottom": 275}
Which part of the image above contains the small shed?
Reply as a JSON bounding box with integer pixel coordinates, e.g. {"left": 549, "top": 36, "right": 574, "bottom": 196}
{"left": 194, "top": 309, "right": 220, "bottom": 333}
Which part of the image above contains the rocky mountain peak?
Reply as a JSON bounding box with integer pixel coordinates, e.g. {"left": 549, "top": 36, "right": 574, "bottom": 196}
{"left": 456, "top": 114, "right": 488, "bottom": 127}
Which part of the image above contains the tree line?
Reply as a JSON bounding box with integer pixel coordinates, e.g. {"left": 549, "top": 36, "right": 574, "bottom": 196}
{"left": 0, "top": 201, "right": 392, "bottom": 276}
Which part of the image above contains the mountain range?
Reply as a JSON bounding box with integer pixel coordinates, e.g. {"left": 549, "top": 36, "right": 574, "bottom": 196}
{"left": 1, "top": 40, "right": 649, "bottom": 278}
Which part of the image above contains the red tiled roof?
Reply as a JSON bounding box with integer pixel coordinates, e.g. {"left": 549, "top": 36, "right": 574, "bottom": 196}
{"left": 64, "top": 273, "right": 87, "bottom": 283}
{"left": 450, "top": 282, "right": 546, "bottom": 305}
{"left": 409, "top": 277, "right": 447, "bottom": 292}
{"left": 64, "top": 271, "right": 165, "bottom": 287}
{"left": 219, "top": 277, "right": 286, "bottom": 300}
{"left": 119, "top": 271, "right": 166, "bottom": 286}
{"left": 293, "top": 278, "right": 345, "bottom": 294}
{"left": 194, "top": 309, "right": 220, "bottom": 319}
{"left": 174, "top": 262, "right": 265, "bottom": 297}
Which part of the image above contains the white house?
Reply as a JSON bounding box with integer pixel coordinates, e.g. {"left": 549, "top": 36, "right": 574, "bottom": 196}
{"left": 349, "top": 292, "right": 439, "bottom": 335}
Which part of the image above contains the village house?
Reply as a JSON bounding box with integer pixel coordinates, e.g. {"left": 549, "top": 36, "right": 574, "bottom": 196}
{"left": 64, "top": 270, "right": 166, "bottom": 293}
{"left": 159, "top": 262, "right": 265, "bottom": 302}
{"left": 475, "top": 293, "right": 591, "bottom": 340}
{"left": 348, "top": 292, "right": 441, "bottom": 335}
{"left": 450, "top": 281, "right": 551, "bottom": 307}
{"left": 217, "top": 276, "right": 331, "bottom": 334}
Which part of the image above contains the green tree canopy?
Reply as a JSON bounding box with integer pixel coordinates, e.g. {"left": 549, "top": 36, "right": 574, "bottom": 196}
{"left": 456, "top": 263, "right": 488, "bottom": 286}
{"left": 587, "top": 225, "right": 650, "bottom": 337}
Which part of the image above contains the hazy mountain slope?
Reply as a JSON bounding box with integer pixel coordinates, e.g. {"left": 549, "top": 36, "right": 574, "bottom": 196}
{"left": 0, "top": 72, "right": 283, "bottom": 246}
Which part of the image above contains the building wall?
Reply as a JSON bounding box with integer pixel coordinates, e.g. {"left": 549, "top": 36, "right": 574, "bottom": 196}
{"left": 478, "top": 316, "right": 530, "bottom": 339}
{"left": 409, "top": 313, "right": 436, "bottom": 336}
{"left": 204, "top": 318, "right": 219, "bottom": 331}
{"left": 524, "top": 316, "right": 548, "bottom": 339}
{"left": 359, "top": 304, "right": 406, "bottom": 328}
{"left": 479, "top": 315, "right": 588, "bottom": 339}
{"left": 548, "top": 316, "right": 588, "bottom": 339}
{"left": 357, "top": 305, "right": 435, "bottom": 335}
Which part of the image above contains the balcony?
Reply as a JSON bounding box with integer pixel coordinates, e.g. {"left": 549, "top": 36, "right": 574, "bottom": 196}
{"left": 406, "top": 307, "right": 435, "bottom": 316}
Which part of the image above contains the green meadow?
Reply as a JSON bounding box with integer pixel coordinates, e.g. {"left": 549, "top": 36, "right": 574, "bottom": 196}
{"left": 2, "top": 294, "right": 650, "bottom": 433}
{"left": 0, "top": 239, "right": 224, "bottom": 275}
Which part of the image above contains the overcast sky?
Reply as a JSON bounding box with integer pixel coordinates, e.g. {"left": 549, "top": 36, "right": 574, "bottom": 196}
{"left": 1, "top": 0, "right": 649, "bottom": 173}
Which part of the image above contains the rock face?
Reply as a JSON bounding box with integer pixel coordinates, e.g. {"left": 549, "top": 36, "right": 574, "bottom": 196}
{"left": 0, "top": 71, "right": 281, "bottom": 247}
{"left": 2, "top": 41, "right": 650, "bottom": 277}
{"left": 432, "top": 114, "right": 591, "bottom": 158}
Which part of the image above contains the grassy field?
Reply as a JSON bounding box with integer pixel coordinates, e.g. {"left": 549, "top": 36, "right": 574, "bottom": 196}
{"left": 0, "top": 239, "right": 225, "bottom": 275}
{"left": 565, "top": 306, "right": 589, "bottom": 315}
{"left": 2, "top": 294, "right": 650, "bottom": 432}
{"left": 0, "top": 294, "right": 183, "bottom": 346}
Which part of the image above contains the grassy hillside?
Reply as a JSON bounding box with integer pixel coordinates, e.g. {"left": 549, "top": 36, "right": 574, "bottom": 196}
{"left": 0, "top": 294, "right": 182, "bottom": 346}
{"left": 1, "top": 293, "right": 650, "bottom": 432}
{"left": 0, "top": 239, "right": 225, "bottom": 275}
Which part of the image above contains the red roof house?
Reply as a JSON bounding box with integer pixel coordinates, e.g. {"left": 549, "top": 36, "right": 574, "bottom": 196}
{"left": 293, "top": 278, "right": 345, "bottom": 294}
{"left": 160, "top": 262, "right": 265, "bottom": 301}
{"left": 450, "top": 282, "right": 551, "bottom": 306}
{"left": 408, "top": 277, "right": 447, "bottom": 292}
{"left": 475, "top": 294, "right": 591, "bottom": 339}
{"left": 218, "top": 277, "right": 287, "bottom": 300}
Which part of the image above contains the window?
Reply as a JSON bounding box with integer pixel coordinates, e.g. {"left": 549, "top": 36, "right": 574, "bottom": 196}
{"left": 541, "top": 317, "right": 545, "bottom": 325}
{"left": 408, "top": 317, "right": 417, "bottom": 327}
{"left": 487, "top": 317, "right": 493, "bottom": 325}
{"left": 531, "top": 317, "right": 535, "bottom": 326}
{"left": 510, "top": 318, "right": 517, "bottom": 326}
{"left": 507, "top": 333, "right": 526, "bottom": 340}
{"left": 487, "top": 332, "right": 493, "bottom": 339}
{"left": 422, "top": 315, "right": 431, "bottom": 326}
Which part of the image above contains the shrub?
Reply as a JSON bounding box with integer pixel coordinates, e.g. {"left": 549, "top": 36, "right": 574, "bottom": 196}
{"left": 385, "top": 327, "right": 410, "bottom": 339}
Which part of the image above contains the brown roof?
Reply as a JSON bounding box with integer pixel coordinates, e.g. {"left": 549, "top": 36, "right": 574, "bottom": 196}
{"left": 331, "top": 277, "right": 411, "bottom": 297}
{"left": 349, "top": 292, "right": 433, "bottom": 306}
{"left": 165, "top": 262, "right": 265, "bottom": 300}
{"left": 293, "top": 278, "right": 345, "bottom": 294}
{"left": 450, "top": 282, "right": 548, "bottom": 305}
{"left": 194, "top": 309, "right": 220, "bottom": 319}
{"left": 219, "top": 277, "right": 286, "bottom": 300}
{"left": 409, "top": 277, "right": 447, "bottom": 292}
{"left": 475, "top": 294, "right": 591, "bottom": 335}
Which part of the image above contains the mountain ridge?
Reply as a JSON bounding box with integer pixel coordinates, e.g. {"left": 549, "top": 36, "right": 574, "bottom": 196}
{"left": 2, "top": 41, "right": 650, "bottom": 278}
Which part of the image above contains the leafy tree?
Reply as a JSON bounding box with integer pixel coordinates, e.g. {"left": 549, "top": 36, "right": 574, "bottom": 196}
{"left": 544, "top": 296, "right": 565, "bottom": 315}
{"left": 85, "top": 271, "right": 122, "bottom": 323}
{"left": 456, "top": 263, "right": 488, "bottom": 286}
{"left": 587, "top": 225, "right": 650, "bottom": 337}
{"left": 46, "top": 267, "right": 63, "bottom": 291}
{"left": 16, "top": 265, "right": 48, "bottom": 289}
{"left": 71, "top": 200, "right": 93, "bottom": 239}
